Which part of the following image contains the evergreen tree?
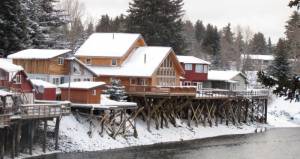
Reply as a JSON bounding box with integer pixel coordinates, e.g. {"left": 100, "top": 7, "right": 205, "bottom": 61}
{"left": 126, "top": 0, "right": 186, "bottom": 54}
{"left": 95, "top": 14, "right": 111, "bottom": 32}
{"left": 289, "top": 0, "right": 300, "bottom": 8}
{"left": 105, "top": 80, "right": 127, "bottom": 102}
{"left": 220, "top": 23, "right": 236, "bottom": 69}
{"left": 0, "top": 0, "right": 31, "bottom": 56}
{"left": 86, "top": 21, "right": 95, "bottom": 36}
{"left": 202, "top": 24, "right": 220, "bottom": 69}
{"left": 249, "top": 32, "right": 267, "bottom": 55}
{"left": 234, "top": 30, "right": 245, "bottom": 70}
{"left": 267, "top": 37, "right": 273, "bottom": 55}
{"left": 194, "top": 20, "right": 206, "bottom": 43}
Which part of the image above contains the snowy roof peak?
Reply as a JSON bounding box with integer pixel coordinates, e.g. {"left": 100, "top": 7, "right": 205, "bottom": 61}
{"left": 208, "top": 70, "right": 246, "bottom": 82}
{"left": 177, "top": 55, "right": 211, "bottom": 65}
{"left": 58, "top": 81, "right": 106, "bottom": 89}
{"left": 31, "top": 79, "right": 57, "bottom": 88}
{"left": 87, "top": 46, "right": 177, "bottom": 77}
{"left": 0, "top": 58, "right": 23, "bottom": 73}
{"left": 75, "top": 33, "right": 144, "bottom": 58}
{"left": 8, "top": 49, "right": 71, "bottom": 59}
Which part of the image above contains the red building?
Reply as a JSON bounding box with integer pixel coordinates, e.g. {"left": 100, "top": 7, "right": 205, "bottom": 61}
{"left": 0, "top": 59, "right": 34, "bottom": 103}
{"left": 177, "top": 56, "right": 210, "bottom": 90}
{"left": 31, "top": 79, "right": 57, "bottom": 100}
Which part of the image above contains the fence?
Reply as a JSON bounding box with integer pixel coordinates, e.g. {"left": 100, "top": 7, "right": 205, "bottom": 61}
{"left": 20, "top": 103, "right": 71, "bottom": 119}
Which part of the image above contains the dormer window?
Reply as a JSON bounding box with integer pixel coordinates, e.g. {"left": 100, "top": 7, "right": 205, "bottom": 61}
{"left": 111, "top": 59, "right": 117, "bottom": 66}
{"left": 58, "top": 57, "right": 64, "bottom": 65}
{"left": 86, "top": 58, "right": 91, "bottom": 65}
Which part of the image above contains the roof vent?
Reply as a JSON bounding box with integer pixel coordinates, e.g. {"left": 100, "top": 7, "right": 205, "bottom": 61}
{"left": 144, "top": 54, "right": 147, "bottom": 64}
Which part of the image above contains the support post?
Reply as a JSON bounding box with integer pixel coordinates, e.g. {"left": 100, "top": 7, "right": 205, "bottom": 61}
{"left": 145, "top": 97, "right": 151, "bottom": 132}
{"left": 16, "top": 122, "right": 22, "bottom": 157}
{"left": 43, "top": 120, "right": 47, "bottom": 153}
{"left": 29, "top": 121, "right": 34, "bottom": 155}
{"left": 54, "top": 117, "right": 60, "bottom": 150}
{"left": 264, "top": 99, "right": 268, "bottom": 123}
{"left": 0, "top": 129, "right": 4, "bottom": 159}
{"left": 11, "top": 126, "right": 15, "bottom": 159}
{"left": 187, "top": 104, "right": 192, "bottom": 127}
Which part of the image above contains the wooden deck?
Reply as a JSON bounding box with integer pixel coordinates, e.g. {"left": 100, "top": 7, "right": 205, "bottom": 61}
{"left": 196, "top": 89, "right": 270, "bottom": 99}
{"left": 125, "top": 85, "right": 197, "bottom": 96}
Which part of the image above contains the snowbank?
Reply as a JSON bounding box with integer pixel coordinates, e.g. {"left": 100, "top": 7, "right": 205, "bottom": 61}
{"left": 52, "top": 114, "right": 259, "bottom": 153}
{"left": 268, "top": 96, "right": 300, "bottom": 127}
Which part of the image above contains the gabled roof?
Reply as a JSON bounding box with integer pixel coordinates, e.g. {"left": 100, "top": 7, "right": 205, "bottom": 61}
{"left": 88, "top": 46, "right": 183, "bottom": 77}
{"left": 65, "top": 57, "right": 98, "bottom": 76}
{"left": 8, "top": 49, "right": 71, "bottom": 59}
{"left": 177, "top": 55, "right": 211, "bottom": 65}
{"left": 241, "top": 54, "right": 274, "bottom": 61}
{"left": 58, "top": 81, "right": 106, "bottom": 90}
{"left": 0, "top": 58, "right": 23, "bottom": 72}
{"left": 208, "top": 70, "right": 247, "bottom": 83}
{"left": 75, "top": 33, "right": 145, "bottom": 58}
{"left": 31, "top": 79, "right": 57, "bottom": 88}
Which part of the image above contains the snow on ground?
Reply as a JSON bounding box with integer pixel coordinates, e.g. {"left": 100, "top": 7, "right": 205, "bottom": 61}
{"left": 52, "top": 114, "right": 261, "bottom": 153}
{"left": 268, "top": 96, "right": 300, "bottom": 127}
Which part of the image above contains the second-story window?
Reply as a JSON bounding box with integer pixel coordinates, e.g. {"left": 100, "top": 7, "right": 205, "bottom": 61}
{"left": 58, "top": 57, "right": 64, "bottom": 65}
{"left": 185, "top": 64, "right": 192, "bottom": 70}
{"left": 86, "top": 58, "right": 91, "bottom": 65}
{"left": 111, "top": 59, "right": 117, "bottom": 66}
{"left": 204, "top": 65, "right": 208, "bottom": 73}
{"left": 92, "top": 89, "right": 97, "bottom": 96}
{"left": 15, "top": 75, "right": 22, "bottom": 84}
{"left": 195, "top": 64, "right": 204, "bottom": 73}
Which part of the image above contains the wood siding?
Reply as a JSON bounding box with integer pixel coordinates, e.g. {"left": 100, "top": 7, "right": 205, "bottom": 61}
{"left": 180, "top": 63, "right": 208, "bottom": 82}
{"left": 60, "top": 87, "right": 102, "bottom": 104}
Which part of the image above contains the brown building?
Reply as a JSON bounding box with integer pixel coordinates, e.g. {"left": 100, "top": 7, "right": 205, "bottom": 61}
{"left": 58, "top": 82, "right": 105, "bottom": 104}
{"left": 75, "top": 33, "right": 185, "bottom": 88}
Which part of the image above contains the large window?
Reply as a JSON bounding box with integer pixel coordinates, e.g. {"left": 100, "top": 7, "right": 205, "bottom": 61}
{"left": 156, "top": 56, "right": 176, "bottom": 86}
{"left": 195, "top": 64, "right": 204, "bottom": 73}
{"left": 185, "top": 64, "right": 192, "bottom": 70}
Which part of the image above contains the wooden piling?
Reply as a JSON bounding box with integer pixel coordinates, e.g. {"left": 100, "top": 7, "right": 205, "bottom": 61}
{"left": 54, "top": 117, "right": 60, "bottom": 150}
{"left": 264, "top": 99, "right": 268, "bottom": 123}
{"left": 29, "top": 121, "right": 34, "bottom": 155}
{"left": 43, "top": 120, "right": 47, "bottom": 153}
{"left": 0, "top": 129, "right": 4, "bottom": 159}
{"left": 16, "top": 122, "right": 22, "bottom": 157}
{"left": 11, "top": 125, "right": 15, "bottom": 159}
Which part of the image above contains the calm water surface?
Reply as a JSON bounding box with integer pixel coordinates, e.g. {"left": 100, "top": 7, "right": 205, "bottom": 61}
{"left": 30, "top": 128, "right": 300, "bottom": 159}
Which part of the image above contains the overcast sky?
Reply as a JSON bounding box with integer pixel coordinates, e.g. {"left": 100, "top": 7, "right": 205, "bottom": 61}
{"left": 78, "top": 0, "right": 295, "bottom": 43}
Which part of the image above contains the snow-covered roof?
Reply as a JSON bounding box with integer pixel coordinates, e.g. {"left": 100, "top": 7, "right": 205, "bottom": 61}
{"left": 8, "top": 49, "right": 71, "bottom": 59}
{"left": 0, "top": 90, "right": 13, "bottom": 97}
{"left": 177, "top": 55, "right": 211, "bottom": 65}
{"left": 208, "top": 70, "right": 246, "bottom": 82}
{"left": 58, "top": 81, "right": 106, "bottom": 89}
{"left": 88, "top": 46, "right": 175, "bottom": 77}
{"left": 75, "top": 33, "right": 144, "bottom": 57}
{"left": 0, "top": 58, "right": 23, "bottom": 72}
{"left": 241, "top": 54, "right": 274, "bottom": 61}
{"left": 31, "top": 79, "right": 57, "bottom": 88}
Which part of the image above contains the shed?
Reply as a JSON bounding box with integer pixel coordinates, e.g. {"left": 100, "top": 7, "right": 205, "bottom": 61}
{"left": 31, "top": 79, "right": 57, "bottom": 100}
{"left": 203, "top": 70, "right": 248, "bottom": 91}
{"left": 58, "top": 82, "right": 106, "bottom": 104}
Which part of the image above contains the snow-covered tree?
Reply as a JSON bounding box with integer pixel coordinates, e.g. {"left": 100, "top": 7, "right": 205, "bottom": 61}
{"left": 105, "top": 80, "right": 127, "bottom": 102}
{"left": 0, "top": 0, "right": 31, "bottom": 56}
{"left": 126, "top": 0, "right": 186, "bottom": 54}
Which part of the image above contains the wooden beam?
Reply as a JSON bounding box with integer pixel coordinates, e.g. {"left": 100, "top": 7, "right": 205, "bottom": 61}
{"left": 0, "top": 129, "right": 4, "bottom": 159}
{"left": 16, "top": 122, "right": 22, "bottom": 157}
{"left": 11, "top": 125, "right": 15, "bottom": 159}
{"left": 43, "top": 120, "right": 47, "bottom": 153}
{"left": 264, "top": 99, "right": 268, "bottom": 124}
{"left": 54, "top": 117, "right": 60, "bottom": 150}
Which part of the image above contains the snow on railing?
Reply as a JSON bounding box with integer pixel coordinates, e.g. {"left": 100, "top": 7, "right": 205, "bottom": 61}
{"left": 125, "top": 85, "right": 197, "bottom": 95}
{"left": 20, "top": 103, "right": 71, "bottom": 119}
{"left": 197, "top": 89, "right": 269, "bottom": 98}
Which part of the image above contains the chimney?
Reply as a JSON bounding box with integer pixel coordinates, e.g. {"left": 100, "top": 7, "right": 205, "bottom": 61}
{"left": 144, "top": 54, "right": 147, "bottom": 64}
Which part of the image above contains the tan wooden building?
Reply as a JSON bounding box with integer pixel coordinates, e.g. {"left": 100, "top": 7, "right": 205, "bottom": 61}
{"left": 75, "top": 33, "right": 185, "bottom": 87}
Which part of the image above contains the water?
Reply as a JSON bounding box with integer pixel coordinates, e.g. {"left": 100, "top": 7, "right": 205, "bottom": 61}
{"left": 30, "top": 128, "right": 300, "bottom": 159}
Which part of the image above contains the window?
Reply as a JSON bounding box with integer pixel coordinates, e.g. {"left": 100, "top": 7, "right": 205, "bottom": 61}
{"left": 60, "top": 77, "right": 65, "bottom": 84}
{"left": 84, "top": 78, "right": 90, "bottom": 81}
{"left": 130, "top": 78, "right": 136, "bottom": 85}
{"left": 185, "top": 64, "right": 192, "bottom": 70}
{"left": 86, "top": 59, "right": 91, "bottom": 65}
{"left": 183, "top": 81, "right": 191, "bottom": 86}
{"left": 111, "top": 59, "right": 117, "bottom": 66}
{"left": 58, "top": 57, "right": 64, "bottom": 65}
{"left": 203, "top": 65, "right": 208, "bottom": 73}
{"left": 92, "top": 89, "right": 97, "bottom": 96}
{"left": 74, "top": 78, "right": 81, "bottom": 82}
{"left": 195, "top": 64, "right": 204, "bottom": 73}
{"left": 15, "top": 75, "right": 22, "bottom": 84}
{"left": 52, "top": 78, "right": 60, "bottom": 85}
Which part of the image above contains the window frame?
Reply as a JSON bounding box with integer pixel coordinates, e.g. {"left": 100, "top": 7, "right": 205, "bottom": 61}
{"left": 184, "top": 64, "right": 193, "bottom": 71}
{"left": 195, "top": 64, "right": 204, "bottom": 73}
{"left": 58, "top": 57, "right": 64, "bottom": 65}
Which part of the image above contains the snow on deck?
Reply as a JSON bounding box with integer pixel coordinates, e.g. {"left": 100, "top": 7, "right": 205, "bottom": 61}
{"left": 58, "top": 81, "right": 106, "bottom": 89}
{"left": 0, "top": 90, "right": 13, "bottom": 96}
{"left": 208, "top": 70, "right": 246, "bottom": 82}
{"left": 75, "top": 33, "right": 143, "bottom": 57}
{"left": 7, "top": 49, "right": 71, "bottom": 59}
{"left": 31, "top": 79, "right": 57, "bottom": 88}
{"left": 177, "top": 55, "right": 211, "bottom": 64}
{"left": 88, "top": 46, "right": 172, "bottom": 77}
{"left": 0, "top": 58, "right": 23, "bottom": 72}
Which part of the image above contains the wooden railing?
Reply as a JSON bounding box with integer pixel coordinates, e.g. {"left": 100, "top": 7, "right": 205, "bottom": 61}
{"left": 20, "top": 103, "right": 71, "bottom": 119}
{"left": 197, "top": 89, "right": 269, "bottom": 98}
{"left": 125, "top": 85, "right": 197, "bottom": 96}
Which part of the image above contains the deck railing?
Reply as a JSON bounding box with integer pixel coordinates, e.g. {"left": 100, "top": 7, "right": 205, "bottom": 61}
{"left": 125, "top": 85, "right": 197, "bottom": 96}
{"left": 20, "top": 103, "right": 71, "bottom": 119}
{"left": 0, "top": 114, "right": 11, "bottom": 127}
{"left": 197, "top": 89, "right": 269, "bottom": 98}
